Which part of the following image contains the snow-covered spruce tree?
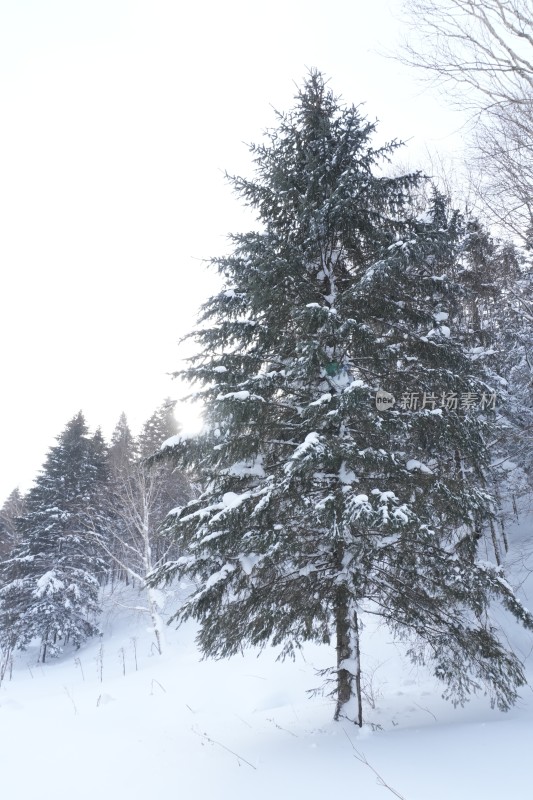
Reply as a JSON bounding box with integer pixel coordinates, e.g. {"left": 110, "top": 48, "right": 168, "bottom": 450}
{"left": 447, "top": 218, "right": 533, "bottom": 549}
{"left": 440, "top": 213, "right": 528, "bottom": 562}
{"left": 138, "top": 398, "right": 179, "bottom": 459}
{"left": 155, "top": 72, "right": 533, "bottom": 724}
{"left": 0, "top": 413, "right": 108, "bottom": 662}
{"left": 492, "top": 257, "right": 533, "bottom": 501}
{"left": 109, "top": 412, "right": 139, "bottom": 477}
{"left": 0, "top": 488, "right": 25, "bottom": 561}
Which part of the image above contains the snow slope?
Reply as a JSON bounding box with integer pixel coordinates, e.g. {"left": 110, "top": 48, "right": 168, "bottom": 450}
{"left": 1, "top": 516, "right": 533, "bottom": 800}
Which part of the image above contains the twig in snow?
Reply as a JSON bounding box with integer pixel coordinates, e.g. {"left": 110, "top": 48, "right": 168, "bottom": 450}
{"left": 343, "top": 730, "right": 407, "bottom": 799}
{"left": 192, "top": 727, "right": 257, "bottom": 770}
{"left": 64, "top": 686, "right": 78, "bottom": 716}
{"left": 414, "top": 702, "right": 437, "bottom": 722}
{"left": 150, "top": 679, "right": 166, "bottom": 694}
{"left": 131, "top": 638, "right": 138, "bottom": 671}
{"left": 235, "top": 713, "right": 253, "bottom": 729}
{"left": 119, "top": 647, "right": 126, "bottom": 677}
{"left": 266, "top": 717, "right": 298, "bottom": 737}
{"left": 96, "top": 644, "right": 104, "bottom": 683}
{"left": 0, "top": 649, "right": 12, "bottom": 687}
{"left": 74, "top": 657, "right": 85, "bottom": 681}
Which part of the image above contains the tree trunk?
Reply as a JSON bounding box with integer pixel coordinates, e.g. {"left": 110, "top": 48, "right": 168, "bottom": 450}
{"left": 142, "top": 514, "right": 164, "bottom": 655}
{"left": 334, "top": 587, "right": 363, "bottom": 726}
{"left": 489, "top": 517, "right": 502, "bottom": 566}
{"left": 352, "top": 608, "right": 363, "bottom": 727}
{"left": 499, "top": 516, "right": 509, "bottom": 554}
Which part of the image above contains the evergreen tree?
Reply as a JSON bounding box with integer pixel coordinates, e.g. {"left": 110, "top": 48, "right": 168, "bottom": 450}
{"left": 0, "top": 488, "right": 25, "bottom": 561}
{"left": 495, "top": 259, "right": 533, "bottom": 498}
{"left": 0, "top": 412, "right": 108, "bottom": 661}
{"left": 138, "top": 399, "right": 193, "bottom": 521}
{"left": 138, "top": 398, "right": 179, "bottom": 458}
{"left": 155, "top": 72, "right": 533, "bottom": 724}
{"left": 108, "top": 412, "right": 139, "bottom": 476}
{"left": 455, "top": 223, "right": 533, "bottom": 536}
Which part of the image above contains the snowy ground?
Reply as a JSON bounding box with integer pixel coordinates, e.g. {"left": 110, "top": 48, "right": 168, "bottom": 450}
{"left": 2, "top": 515, "right": 533, "bottom": 800}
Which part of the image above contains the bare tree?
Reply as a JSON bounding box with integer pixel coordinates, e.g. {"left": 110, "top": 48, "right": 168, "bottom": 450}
{"left": 98, "top": 462, "right": 181, "bottom": 655}
{"left": 97, "top": 407, "right": 196, "bottom": 653}
{"left": 400, "top": 0, "right": 533, "bottom": 241}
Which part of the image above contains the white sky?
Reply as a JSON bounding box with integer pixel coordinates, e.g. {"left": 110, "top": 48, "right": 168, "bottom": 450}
{"left": 0, "top": 0, "right": 466, "bottom": 503}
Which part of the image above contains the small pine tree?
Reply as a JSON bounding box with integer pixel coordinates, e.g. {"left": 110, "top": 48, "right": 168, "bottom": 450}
{"left": 155, "top": 72, "right": 533, "bottom": 724}
{"left": 0, "top": 413, "right": 108, "bottom": 661}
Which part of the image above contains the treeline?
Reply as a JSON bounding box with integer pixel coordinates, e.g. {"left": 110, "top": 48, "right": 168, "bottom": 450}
{"left": 0, "top": 400, "right": 193, "bottom": 665}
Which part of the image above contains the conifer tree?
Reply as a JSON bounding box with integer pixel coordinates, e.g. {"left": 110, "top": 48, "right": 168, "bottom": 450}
{"left": 138, "top": 399, "right": 193, "bottom": 543}
{"left": 453, "top": 221, "right": 533, "bottom": 538}
{"left": 0, "top": 413, "right": 108, "bottom": 661}
{"left": 0, "top": 488, "right": 25, "bottom": 561}
{"left": 138, "top": 398, "right": 179, "bottom": 459}
{"left": 109, "top": 412, "right": 139, "bottom": 476}
{"left": 155, "top": 72, "right": 533, "bottom": 724}
{"left": 493, "top": 259, "right": 533, "bottom": 497}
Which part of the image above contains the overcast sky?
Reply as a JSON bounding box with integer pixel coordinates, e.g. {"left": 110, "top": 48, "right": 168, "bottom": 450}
{"left": 0, "top": 0, "right": 466, "bottom": 503}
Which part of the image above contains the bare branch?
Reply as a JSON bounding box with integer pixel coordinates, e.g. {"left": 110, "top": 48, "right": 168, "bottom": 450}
{"left": 398, "top": 0, "right": 533, "bottom": 240}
